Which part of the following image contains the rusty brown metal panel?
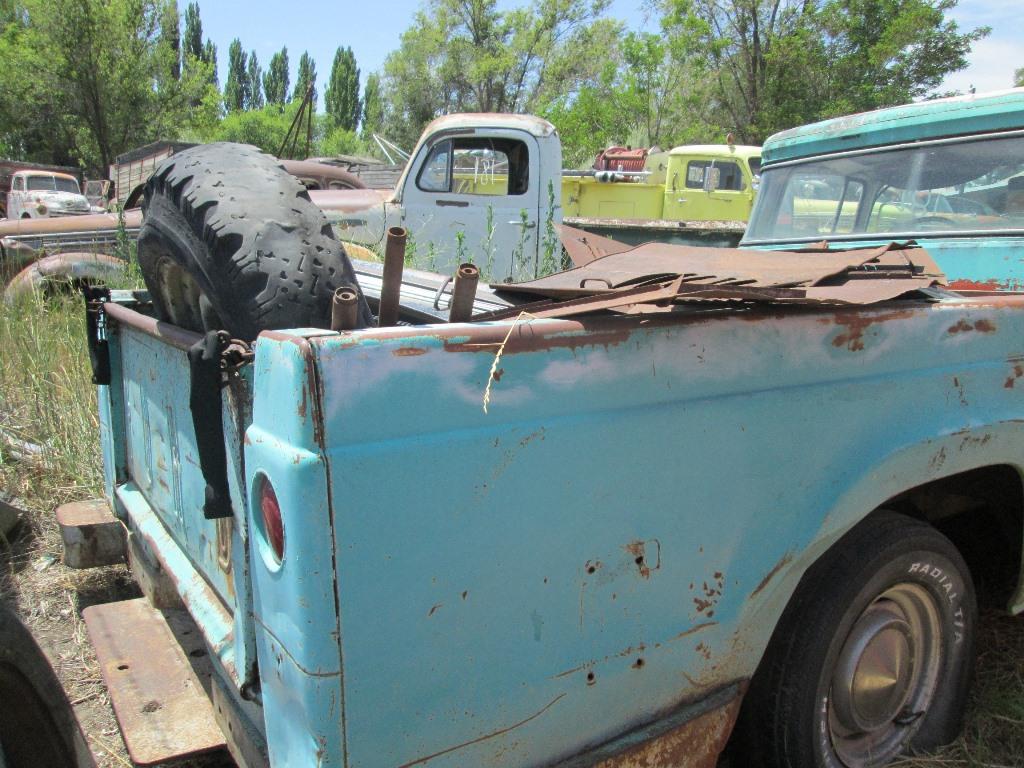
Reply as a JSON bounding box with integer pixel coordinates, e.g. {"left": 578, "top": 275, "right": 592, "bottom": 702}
{"left": 498, "top": 242, "right": 943, "bottom": 298}
{"left": 558, "top": 224, "right": 636, "bottom": 267}
{"left": 55, "top": 499, "right": 126, "bottom": 569}
{"left": 83, "top": 598, "right": 226, "bottom": 766}
{"left": 592, "top": 694, "right": 743, "bottom": 768}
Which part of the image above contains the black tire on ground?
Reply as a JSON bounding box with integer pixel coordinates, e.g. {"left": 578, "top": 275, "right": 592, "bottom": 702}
{"left": 0, "top": 602, "right": 95, "bottom": 768}
{"left": 137, "top": 142, "right": 373, "bottom": 338}
{"left": 735, "top": 511, "right": 976, "bottom": 768}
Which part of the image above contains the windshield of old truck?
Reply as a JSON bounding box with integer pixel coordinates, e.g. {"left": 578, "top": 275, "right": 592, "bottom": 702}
{"left": 26, "top": 175, "right": 80, "bottom": 194}
{"left": 745, "top": 134, "right": 1024, "bottom": 243}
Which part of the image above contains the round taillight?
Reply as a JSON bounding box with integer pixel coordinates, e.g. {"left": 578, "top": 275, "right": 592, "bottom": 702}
{"left": 259, "top": 478, "right": 285, "bottom": 564}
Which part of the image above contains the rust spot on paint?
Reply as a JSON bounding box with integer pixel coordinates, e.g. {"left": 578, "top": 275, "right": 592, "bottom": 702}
{"left": 948, "top": 318, "right": 997, "bottom": 335}
{"left": 624, "top": 540, "right": 661, "bottom": 579}
{"left": 1005, "top": 364, "right": 1024, "bottom": 389}
{"left": 588, "top": 690, "right": 743, "bottom": 768}
{"left": 692, "top": 572, "right": 725, "bottom": 616}
{"left": 750, "top": 553, "right": 793, "bottom": 599}
{"left": 673, "top": 622, "right": 718, "bottom": 641}
{"left": 831, "top": 310, "right": 914, "bottom": 352}
{"left": 427, "top": 603, "right": 442, "bottom": 617}
{"left": 393, "top": 346, "right": 428, "bottom": 357}
{"left": 493, "top": 367, "right": 504, "bottom": 381}
{"left": 298, "top": 385, "right": 307, "bottom": 419}
{"left": 948, "top": 278, "right": 1005, "bottom": 292}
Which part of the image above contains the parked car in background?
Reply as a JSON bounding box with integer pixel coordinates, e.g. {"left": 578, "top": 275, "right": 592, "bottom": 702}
{"left": 6, "top": 170, "right": 92, "bottom": 220}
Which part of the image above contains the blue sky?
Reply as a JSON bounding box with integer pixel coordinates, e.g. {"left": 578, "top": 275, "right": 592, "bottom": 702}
{"left": 199, "top": 0, "right": 1020, "bottom": 107}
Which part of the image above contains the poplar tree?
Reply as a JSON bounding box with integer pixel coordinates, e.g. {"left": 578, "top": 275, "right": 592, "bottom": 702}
{"left": 293, "top": 50, "right": 317, "bottom": 110}
{"left": 223, "top": 38, "right": 248, "bottom": 112}
{"left": 264, "top": 46, "right": 289, "bottom": 105}
{"left": 325, "top": 46, "right": 360, "bottom": 130}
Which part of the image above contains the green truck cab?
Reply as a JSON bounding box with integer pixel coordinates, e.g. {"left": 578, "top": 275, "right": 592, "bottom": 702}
{"left": 741, "top": 87, "right": 1024, "bottom": 290}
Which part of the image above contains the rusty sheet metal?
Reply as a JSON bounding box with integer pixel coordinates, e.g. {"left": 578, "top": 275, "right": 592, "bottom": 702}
{"left": 483, "top": 243, "right": 944, "bottom": 318}
{"left": 589, "top": 689, "right": 743, "bottom": 768}
{"left": 497, "top": 242, "right": 943, "bottom": 300}
{"left": 4, "top": 251, "right": 124, "bottom": 300}
{"left": 558, "top": 223, "right": 636, "bottom": 267}
{"left": 83, "top": 598, "right": 226, "bottom": 766}
{"left": 55, "top": 498, "right": 126, "bottom": 568}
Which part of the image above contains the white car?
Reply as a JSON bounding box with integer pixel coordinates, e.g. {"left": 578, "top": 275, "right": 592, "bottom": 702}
{"left": 7, "top": 171, "right": 91, "bottom": 219}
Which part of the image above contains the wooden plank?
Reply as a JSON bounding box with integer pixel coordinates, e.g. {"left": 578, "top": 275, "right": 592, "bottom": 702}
{"left": 83, "top": 598, "right": 226, "bottom": 766}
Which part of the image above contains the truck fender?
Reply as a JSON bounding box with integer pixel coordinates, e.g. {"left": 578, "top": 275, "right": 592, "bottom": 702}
{"left": 3, "top": 252, "right": 125, "bottom": 302}
{"left": 738, "top": 420, "right": 1024, "bottom": 676}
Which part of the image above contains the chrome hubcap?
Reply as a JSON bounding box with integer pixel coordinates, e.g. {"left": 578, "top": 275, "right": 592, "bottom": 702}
{"left": 828, "top": 584, "right": 943, "bottom": 767}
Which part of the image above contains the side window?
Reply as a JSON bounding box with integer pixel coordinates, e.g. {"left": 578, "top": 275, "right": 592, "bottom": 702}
{"left": 709, "top": 161, "right": 744, "bottom": 191}
{"left": 417, "top": 137, "right": 530, "bottom": 196}
{"left": 12, "top": 176, "right": 22, "bottom": 191}
{"left": 417, "top": 140, "right": 453, "bottom": 193}
{"left": 686, "top": 161, "right": 710, "bottom": 189}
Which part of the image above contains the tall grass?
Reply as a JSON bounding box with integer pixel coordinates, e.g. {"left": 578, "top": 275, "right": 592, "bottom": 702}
{"left": 0, "top": 290, "right": 103, "bottom": 514}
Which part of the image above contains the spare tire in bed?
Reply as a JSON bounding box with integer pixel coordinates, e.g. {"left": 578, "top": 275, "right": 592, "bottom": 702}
{"left": 137, "top": 142, "right": 373, "bottom": 338}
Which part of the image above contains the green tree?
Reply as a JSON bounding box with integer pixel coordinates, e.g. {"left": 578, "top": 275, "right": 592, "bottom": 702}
{"left": 1015, "top": 67, "right": 1023, "bottom": 88}
{"left": 382, "top": 0, "right": 611, "bottom": 148}
{"left": 0, "top": 0, "right": 209, "bottom": 172}
{"left": 293, "top": 50, "right": 317, "bottom": 109}
{"left": 182, "top": 0, "right": 201, "bottom": 59}
{"left": 361, "top": 71, "right": 384, "bottom": 140}
{"left": 223, "top": 37, "right": 248, "bottom": 112}
{"left": 264, "top": 46, "right": 289, "bottom": 105}
{"left": 160, "top": 0, "right": 179, "bottom": 79}
{"left": 670, "top": 0, "right": 988, "bottom": 143}
{"left": 247, "top": 50, "right": 263, "bottom": 109}
{"left": 201, "top": 38, "right": 218, "bottom": 87}
{"left": 325, "top": 46, "right": 360, "bottom": 130}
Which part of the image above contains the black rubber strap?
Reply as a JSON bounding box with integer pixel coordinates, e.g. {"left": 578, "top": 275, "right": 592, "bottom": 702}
{"left": 82, "top": 285, "right": 111, "bottom": 385}
{"left": 188, "top": 331, "right": 233, "bottom": 520}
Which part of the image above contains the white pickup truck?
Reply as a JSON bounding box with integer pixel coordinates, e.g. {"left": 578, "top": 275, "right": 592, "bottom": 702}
{"left": 6, "top": 170, "right": 92, "bottom": 219}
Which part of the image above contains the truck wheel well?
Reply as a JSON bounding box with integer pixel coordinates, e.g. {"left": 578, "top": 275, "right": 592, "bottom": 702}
{"left": 883, "top": 464, "right": 1023, "bottom": 608}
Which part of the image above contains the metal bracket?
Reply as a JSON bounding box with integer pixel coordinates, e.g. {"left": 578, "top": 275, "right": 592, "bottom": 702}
{"left": 82, "top": 284, "right": 112, "bottom": 385}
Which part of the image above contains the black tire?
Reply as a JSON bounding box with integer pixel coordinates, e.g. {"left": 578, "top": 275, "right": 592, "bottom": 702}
{"left": 0, "top": 602, "right": 94, "bottom": 768}
{"left": 736, "top": 511, "right": 976, "bottom": 768}
{"left": 137, "top": 142, "right": 372, "bottom": 338}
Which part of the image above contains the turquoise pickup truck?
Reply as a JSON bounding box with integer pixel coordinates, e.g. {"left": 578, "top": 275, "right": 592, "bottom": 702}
{"left": 54, "top": 91, "right": 1024, "bottom": 768}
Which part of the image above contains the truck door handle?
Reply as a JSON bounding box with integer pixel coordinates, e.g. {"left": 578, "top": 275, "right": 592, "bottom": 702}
{"left": 676, "top": 198, "right": 688, "bottom": 203}
{"left": 436, "top": 199, "right": 469, "bottom": 208}
{"left": 508, "top": 220, "right": 537, "bottom": 228}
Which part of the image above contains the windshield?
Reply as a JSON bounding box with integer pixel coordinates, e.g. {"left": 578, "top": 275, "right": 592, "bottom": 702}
{"left": 745, "top": 134, "right": 1024, "bottom": 243}
{"left": 26, "top": 175, "right": 80, "bottom": 194}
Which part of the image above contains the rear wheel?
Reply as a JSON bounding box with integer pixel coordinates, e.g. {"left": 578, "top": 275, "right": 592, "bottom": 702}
{"left": 0, "top": 602, "right": 94, "bottom": 767}
{"left": 137, "top": 142, "right": 372, "bottom": 338}
{"left": 737, "top": 511, "right": 976, "bottom": 767}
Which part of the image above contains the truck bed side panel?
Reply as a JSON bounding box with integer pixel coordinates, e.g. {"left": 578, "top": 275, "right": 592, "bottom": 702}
{"left": 308, "top": 301, "right": 1024, "bottom": 767}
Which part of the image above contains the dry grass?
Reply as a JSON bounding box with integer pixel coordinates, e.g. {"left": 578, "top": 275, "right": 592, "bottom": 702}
{"left": 1, "top": 286, "right": 1023, "bottom": 768}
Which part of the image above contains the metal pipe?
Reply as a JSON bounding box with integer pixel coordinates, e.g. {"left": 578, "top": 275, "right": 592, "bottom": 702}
{"left": 330, "top": 285, "right": 360, "bottom": 331}
{"left": 377, "top": 226, "right": 407, "bottom": 327}
{"left": 448, "top": 263, "right": 480, "bottom": 323}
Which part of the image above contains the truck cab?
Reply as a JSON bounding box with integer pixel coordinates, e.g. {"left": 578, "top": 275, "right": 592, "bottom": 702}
{"left": 661, "top": 144, "right": 760, "bottom": 222}
{"left": 7, "top": 171, "right": 91, "bottom": 219}
{"left": 324, "top": 114, "right": 563, "bottom": 281}
{"left": 741, "top": 87, "right": 1024, "bottom": 290}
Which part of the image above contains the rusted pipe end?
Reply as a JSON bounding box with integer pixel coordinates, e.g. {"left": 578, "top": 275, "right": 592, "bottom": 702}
{"left": 331, "top": 285, "right": 360, "bottom": 331}
{"left": 449, "top": 262, "right": 481, "bottom": 324}
{"left": 378, "top": 228, "right": 408, "bottom": 327}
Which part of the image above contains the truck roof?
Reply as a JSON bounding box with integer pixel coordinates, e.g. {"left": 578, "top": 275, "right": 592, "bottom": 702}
{"left": 421, "top": 113, "right": 557, "bottom": 138}
{"left": 668, "top": 144, "right": 760, "bottom": 159}
{"left": 15, "top": 170, "right": 79, "bottom": 181}
{"left": 762, "top": 87, "right": 1024, "bottom": 165}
